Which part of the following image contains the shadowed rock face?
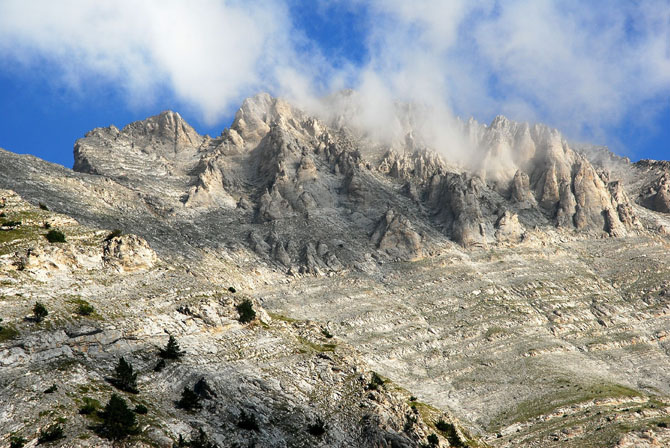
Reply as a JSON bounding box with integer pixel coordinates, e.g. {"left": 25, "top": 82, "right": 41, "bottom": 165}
{"left": 4, "top": 93, "right": 670, "bottom": 447}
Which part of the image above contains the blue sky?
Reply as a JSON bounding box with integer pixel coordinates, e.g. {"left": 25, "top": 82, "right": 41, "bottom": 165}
{"left": 0, "top": 0, "right": 668, "bottom": 168}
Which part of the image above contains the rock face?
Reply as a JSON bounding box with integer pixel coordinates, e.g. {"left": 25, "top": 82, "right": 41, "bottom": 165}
{"left": 371, "top": 210, "right": 423, "bottom": 261}
{"left": 3, "top": 93, "right": 670, "bottom": 447}
{"left": 103, "top": 234, "right": 157, "bottom": 272}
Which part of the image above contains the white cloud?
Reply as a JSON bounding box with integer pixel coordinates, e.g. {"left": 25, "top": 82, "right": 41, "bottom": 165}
{"left": 0, "top": 0, "right": 307, "bottom": 124}
{"left": 0, "top": 0, "right": 667, "bottom": 155}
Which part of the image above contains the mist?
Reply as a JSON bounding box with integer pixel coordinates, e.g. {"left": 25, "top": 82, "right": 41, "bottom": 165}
{"left": 0, "top": 0, "right": 668, "bottom": 161}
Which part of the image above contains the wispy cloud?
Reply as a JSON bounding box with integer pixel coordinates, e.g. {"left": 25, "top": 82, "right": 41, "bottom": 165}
{"left": 0, "top": 0, "right": 668, "bottom": 153}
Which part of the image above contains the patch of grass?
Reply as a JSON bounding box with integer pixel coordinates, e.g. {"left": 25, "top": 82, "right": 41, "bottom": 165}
{"left": 75, "top": 300, "right": 95, "bottom": 316}
{"left": 491, "top": 382, "right": 641, "bottom": 430}
{"left": 0, "top": 324, "right": 19, "bottom": 342}
{"left": 296, "top": 336, "right": 336, "bottom": 353}
{"left": 79, "top": 397, "right": 101, "bottom": 416}
{"left": 268, "top": 312, "right": 298, "bottom": 323}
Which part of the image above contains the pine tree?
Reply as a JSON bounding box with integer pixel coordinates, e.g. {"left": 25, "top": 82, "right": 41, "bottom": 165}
{"left": 177, "top": 386, "right": 201, "bottom": 411}
{"left": 99, "top": 394, "right": 137, "bottom": 440}
{"left": 33, "top": 302, "right": 48, "bottom": 322}
{"left": 112, "top": 357, "right": 138, "bottom": 393}
{"left": 160, "top": 335, "right": 184, "bottom": 359}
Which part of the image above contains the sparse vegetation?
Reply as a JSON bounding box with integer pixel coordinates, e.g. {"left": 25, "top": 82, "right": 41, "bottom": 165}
{"left": 159, "top": 335, "right": 184, "bottom": 359}
{"left": 45, "top": 229, "right": 66, "bottom": 243}
{"left": 307, "top": 417, "right": 326, "bottom": 437}
{"left": 10, "top": 435, "right": 26, "bottom": 448}
{"left": 177, "top": 387, "right": 201, "bottom": 411}
{"left": 79, "top": 397, "right": 100, "bottom": 415}
{"left": 76, "top": 301, "right": 95, "bottom": 316}
{"left": 321, "top": 327, "right": 334, "bottom": 338}
{"left": 435, "top": 419, "right": 464, "bottom": 447}
{"left": 236, "top": 299, "right": 256, "bottom": 323}
{"left": 33, "top": 302, "right": 48, "bottom": 322}
{"left": 38, "top": 423, "right": 64, "bottom": 444}
{"left": 237, "top": 410, "right": 259, "bottom": 431}
{"left": 98, "top": 394, "right": 137, "bottom": 440}
{"left": 134, "top": 404, "right": 148, "bottom": 414}
{"left": 111, "top": 357, "right": 138, "bottom": 393}
{"left": 367, "top": 372, "right": 385, "bottom": 391}
{"left": 1, "top": 220, "right": 21, "bottom": 228}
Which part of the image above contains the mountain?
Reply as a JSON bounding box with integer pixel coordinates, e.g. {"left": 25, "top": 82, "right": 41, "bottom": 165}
{"left": 2, "top": 93, "right": 670, "bottom": 447}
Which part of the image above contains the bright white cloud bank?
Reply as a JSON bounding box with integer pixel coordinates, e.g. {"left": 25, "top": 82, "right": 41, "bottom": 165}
{"left": 0, "top": 0, "right": 668, "bottom": 146}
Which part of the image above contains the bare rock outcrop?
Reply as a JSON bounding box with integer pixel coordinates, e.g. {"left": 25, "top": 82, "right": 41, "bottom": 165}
{"left": 102, "top": 234, "right": 157, "bottom": 271}
{"left": 371, "top": 210, "right": 423, "bottom": 260}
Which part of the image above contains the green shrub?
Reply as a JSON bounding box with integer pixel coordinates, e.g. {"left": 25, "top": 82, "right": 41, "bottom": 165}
{"left": 111, "top": 357, "right": 138, "bottom": 393}
{"left": 236, "top": 299, "right": 256, "bottom": 324}
{"left": 45, "top": 230, "right": 66, "bottom": 243}
{"left": 426, "top": 433, "right": 439, "bottom": 447}
{"left": 237, "top": 410, "right": 259, "bottom": 431}
{"left": 159, "top": 335, "right": 184, "bottom": 359}
{"left": 228, "top": 286, "right": 236, "bottom": 293}
{"left": 307, "top": 417, "right": 326, "bottom": 437}
{"left": 39, "top": 202, "right": 49, "bottom": 211}
{"left": 44, "top": 384, "right": 57, "bottom": 394}
{"left": 177, "top": 387, "right": 201, "bottom": 411}
{"left": 104, "top": 229, "right": 122, "bottom": 241}
{"left": 38, "top": 423, "right": 64, "bottom": 444}
{"left": 321, "top": 327, "right": 333, "bottom": 339}
{"left": 10, "top": 435, "right": 26, "bottom": 448}
{"left": 367, "top": 372, "right": 385, "bottom": 390}
{"left": 0, "top": 317, "right": 3, "bottom": 332}
{"left": 0, "top": 212, "right": 5, "bottom": 218}
{"left": 134, "top": 404, "right": 148, "bottom": 415}
{"left": 76, "top": 302, "right": 95, "bottom": 316}
{"left": 2, "top": 220, "right": 21, "bottom": 227}
{"left": 33, "top": 302, "right": 48, "bottom": 322}
{"left": 79, "top": 397, "right": 99, "bottom": 415}
{"left": 98, "top": 394, "right": 137, "bottom": 440}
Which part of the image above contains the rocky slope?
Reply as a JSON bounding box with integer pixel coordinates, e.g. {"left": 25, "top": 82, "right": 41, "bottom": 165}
{"left": 1, "top": 92, "right": 670, "bottom": 447}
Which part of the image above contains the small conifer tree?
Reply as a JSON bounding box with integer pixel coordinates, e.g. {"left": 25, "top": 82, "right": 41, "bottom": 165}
{"left": 177, "top": 386, "right": 201, "bottom": 411}
{"left": 99, "top": 394, "right": 137, "bottom": 440}
{"left": 160, "top": 335, "right": 184, "bottom": 359}
{"left": 33, "top": 302, "right": 48, "bottom": 322}
{"left": 112, "top": 357, "right": 138, "bottom": 393}
{"left": 236, "top": 299, "right": 256, "bottom": 323}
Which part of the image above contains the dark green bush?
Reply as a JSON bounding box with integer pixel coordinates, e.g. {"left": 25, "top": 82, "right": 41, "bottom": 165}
{"left": 98, "top": 394, "right": 137, "bottom": 440}
{"left": 237, "top": 410, "right": 259, "bottom": 431}
{"left": 33, "top": 302, "right": 48, "bottom": 322}
{"left": 134, "top": 404, "right": 148, "bottom": 415}
{"left": 10, "top": 435, "right": 26, "bottom": 448}
{"left": 307, "top": 417, "right": 326, "bottom": 437}
{"left": 2, "top": 220, "right": 21, "bottom": 227}
{"left": 426, "top": 433, "right": 439, "bottom": 447}
{"left": 0, "top": 212, "right": 5, "bottom": 218}
{"left": 111, "top": 357, "right": 138, "bottom": 393}
{"left": 44, "top": 384, "right": 57, "bottom": 394}
{"left": 236, "top": 299, "right": 256, "bottom": 324}
{"left": 321, "top": 327, "right": 333, "bottom": 338}
{"left": 38, "top": 423, "right": 64, "bottom": 444}
{"left": 177, "top": 387, "right": 201, "bottom": 411}
{"left": 367, "top": 372, "right": 385, "bottom": 390}
{"left": 228, "top": 286, "right": 236, "bottom": 293}
{"left": 76, "top": 302, "right": 95, "bottom": 316}
{"left": 39, "top": 202, "right": 49, "bottom": 211}
{"left": 159, "top": 335, "right": 184, "bottom": 359}
{"left": 45, "top": 229, "right": 66, "bottom": 243}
